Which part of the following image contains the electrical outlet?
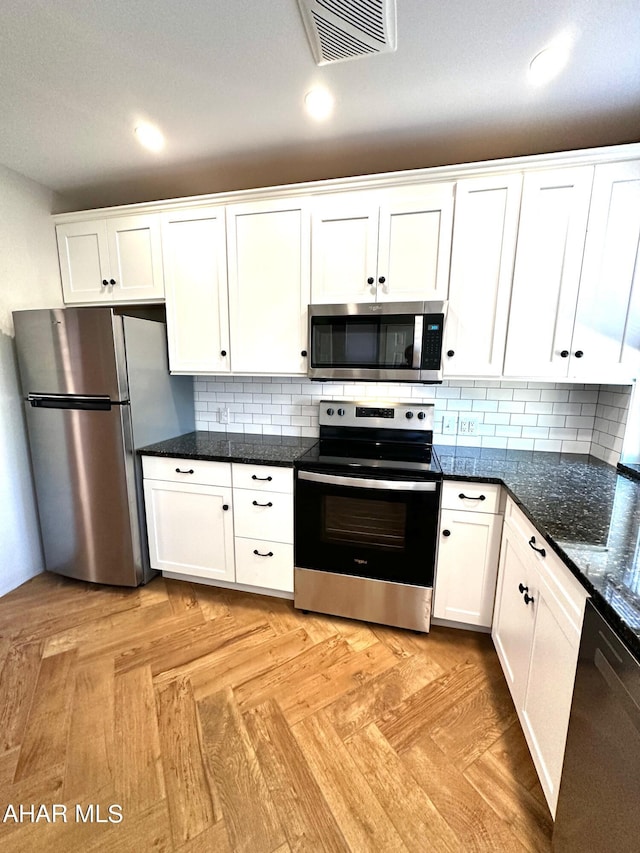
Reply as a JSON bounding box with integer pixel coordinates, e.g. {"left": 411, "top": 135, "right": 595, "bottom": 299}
{"left": 219, "top": 407, "right": 230, "bottom": 424}
{"left": 443, "top": 415, "right": 458, "bottom": 435}
{"left": 459, "top": 417, "right": 479, "bottom": 435}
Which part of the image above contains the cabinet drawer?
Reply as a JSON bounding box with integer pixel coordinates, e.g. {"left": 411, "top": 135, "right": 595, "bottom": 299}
{"left": 441, "top": 480, "right": 502, "bottom": 514}
{"left": 232, "top": 463, "right": 293, "bottom": 493}
{"left": 142, "top": 455, "right": 231, "bottom": 487}
{"left": 233, "top": 489, "right": 293, "bottom": 543}
{"left": 234, "top": 538, "right": 293, "bottom": 592}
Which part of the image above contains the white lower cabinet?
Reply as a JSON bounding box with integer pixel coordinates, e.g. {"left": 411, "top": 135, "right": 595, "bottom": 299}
{"left": 231, "top": 463, "right": 294, "bottom": 594}
{"left": 492, "top": 497, "right": 588, "bottom": 817}
{"left": 142, "top": 458, "right": 234, "bottom": 582}
{"left": 434, "top": 482, "right": 504, "bottom": 628}
{"left": 142, "top": 457, "right": 294, "bottom": 595}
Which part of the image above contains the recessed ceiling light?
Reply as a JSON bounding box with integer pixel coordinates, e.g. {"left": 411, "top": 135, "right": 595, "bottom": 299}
{"left": 134, "top": 123, "right": 165, "bottom": 152}
{"left": 528, "top": 36, "right": 572, "bottom": 86}
{"left": 304, "top": 88, "right": 334, "bottom": 121}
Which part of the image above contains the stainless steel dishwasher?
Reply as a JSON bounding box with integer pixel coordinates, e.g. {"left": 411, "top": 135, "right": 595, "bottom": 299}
{"left": 552, "top": 600, "right": 640, "bottom": 851}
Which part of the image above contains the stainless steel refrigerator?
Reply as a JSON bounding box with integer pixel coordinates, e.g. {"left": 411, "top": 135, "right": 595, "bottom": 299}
{"left": 13, "top": 307, "right": 194, "bottom": 586}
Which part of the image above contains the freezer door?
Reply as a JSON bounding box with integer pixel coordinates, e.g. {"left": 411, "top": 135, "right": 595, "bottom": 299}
{"left": 13, "top": 307, "right": 128, "bottom": 400}
{"left": 24, "top": 399, "right": 143, "bottom": 586}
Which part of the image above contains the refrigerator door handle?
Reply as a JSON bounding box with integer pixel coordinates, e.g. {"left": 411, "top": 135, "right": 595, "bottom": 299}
{"left": 26, "top": 394, "right": 121, "bottom": 411}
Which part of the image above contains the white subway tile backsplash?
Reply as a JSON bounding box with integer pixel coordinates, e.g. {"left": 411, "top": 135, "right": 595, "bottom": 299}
{"left": 192, "top": 376, "right": 633, "bottom": 462}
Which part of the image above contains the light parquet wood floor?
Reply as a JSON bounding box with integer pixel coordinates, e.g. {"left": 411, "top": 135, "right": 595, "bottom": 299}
{"left": 0, "top": 573, "right": 553, "bottom": 852}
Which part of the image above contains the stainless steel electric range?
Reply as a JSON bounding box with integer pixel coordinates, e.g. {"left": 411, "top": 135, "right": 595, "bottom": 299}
{"left": 294, "top": 399, "right": 442, "bottom": 632}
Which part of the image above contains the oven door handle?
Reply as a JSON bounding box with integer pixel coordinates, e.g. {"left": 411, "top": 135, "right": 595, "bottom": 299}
{"left": 297, "top": 470, "right": 438, "bottom": 492}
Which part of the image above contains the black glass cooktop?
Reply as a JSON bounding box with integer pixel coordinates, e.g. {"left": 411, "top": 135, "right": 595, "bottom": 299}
{"left": 295, "top": 438, "right": 442, "bottom": 479}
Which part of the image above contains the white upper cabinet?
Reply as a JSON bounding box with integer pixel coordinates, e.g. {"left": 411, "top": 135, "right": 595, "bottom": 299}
{"left": 226, "top": 198, "right": 311, "bottom": 375}
{"left": 444, "top": 175, "right": 523, "bottom": 377}
{"left": 503, "top": 167, "right": 594, "bottom": 378}
{"left": 57, "top": 214, "right": 164, "bottom": 304}
{"left": 310, "top": 183, "right": 454, "bottom": 304}
{"left": 162, "top": 207, "right": 230, "bottom": 375}
{"left": 571, "top": 161, "right": 640, "bottom": 382}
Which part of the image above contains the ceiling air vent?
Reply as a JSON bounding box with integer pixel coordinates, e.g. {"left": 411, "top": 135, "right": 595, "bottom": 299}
{"left": 298, "top": 0, "right": 397, "bottom": 66}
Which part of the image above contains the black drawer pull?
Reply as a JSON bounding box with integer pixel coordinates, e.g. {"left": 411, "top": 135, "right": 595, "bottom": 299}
{"left": 518, "top": 583, "right": 528, "bottom": 594}
{"left": 459, "top": 492, "right": 485, "bottom": 501}
{"left": 175, "top": 468, "right": 194, "bottom": 474}
{"left": 528, "top": 536, "right": 546, "bottom": 557}
{"left": 253, "top": 549, "right": 274, "bottom": 557}
{"left": 251, "top": 474, "right": 273, "bottom": 481}
{"left": 524, "top": 592, "right": 534, "bottom": 605}
{"left": 252, "top": 500, "right": 273, "bottom": 507}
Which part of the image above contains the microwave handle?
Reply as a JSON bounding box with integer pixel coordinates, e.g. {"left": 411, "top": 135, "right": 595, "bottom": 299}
{"left": 412, "top": 316, "right": 424, "bottom": 369}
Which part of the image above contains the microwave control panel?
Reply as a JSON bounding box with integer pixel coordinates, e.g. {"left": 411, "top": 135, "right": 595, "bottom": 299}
{"left": 421, "top": 315, "right": 444, "bottom": 369}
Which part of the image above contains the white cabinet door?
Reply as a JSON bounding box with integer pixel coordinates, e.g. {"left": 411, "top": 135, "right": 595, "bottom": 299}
{"left": 521, "top": 574, "right": 582, "bottom": 817}
{"left": 57, "top": 215, "right": 164, "bottom": 304}
{"left": 434, "top": 508, "right": 502, "bottom": 627}
{"left": 57, "top": 220, "right": 111, "bottom": 303}
{"left": 310, "top": 184, "right": 454, "bottom": 304}
{"left": 376, "top": 183, "right": 454, "bottom": 302}
{"left": 310, "top": 193, "right": 379, "bottom": 304}
{"left": 492, "top": 524, "right": 537, "bottom": 709}
{"left": 162, "top": 207, "right": 230, "bottom": 374}
{"left": 227, "top": 198, "right": 310, "bottom": 374}
{"left": 143, "top": 479, "right": 235, "bottom": 581}
{"left": 503, "top": 167, "right": 594, "bottom": 377}
{"left": 106, "top": 215, "right": 164, "bottom": 301}
{"left": 444, "top": 175, "right": 522, "bottom": 376}
{"left": 572, "top": 160, "right": 640, "bottom": 383}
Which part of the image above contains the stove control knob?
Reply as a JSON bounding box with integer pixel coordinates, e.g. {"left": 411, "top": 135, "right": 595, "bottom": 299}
{"left": 405, "top": 411, "right": 414, "bottom": 419}
{"left": 337, "top": 408, "right": 345, "bottom": 416}
{"left": 326, "top": 407, "right": 334, "bottom": 416}
{"left": 417, "top": 411, "right": 426, "bottom": 420}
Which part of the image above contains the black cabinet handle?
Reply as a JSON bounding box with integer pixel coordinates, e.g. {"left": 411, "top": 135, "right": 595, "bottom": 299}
{"left": 221, "top": 350, "right": 227, "bottom": 356}
{"left": 253, "top": 549, "right": 274, "bottom": 557}
{"left": 252, "top": 500, "right": 273, "bottom": 507}
{"left": 459, "top": 493, "right": 485, "bottom": 501}
{"left": 222, "top": 504, "right": 229, "bottom": 511}
{"left": 442, "top": 529, "right": 451, "bottom": 537}
{"left": 102, "top": 279, "right": 108, "bottom": 287}
{"left": 560, "top": 350, "right": 569, "bottom": 358}
{"left": 518, "top": 583, "right": 528, "bottom": 594}
{"left": 175, "top": 468, "right": 194, "bottom": 474}
{"left": 251, "top": 474, "right": 273, "bottom": 481}
{"left": 447, "top": 350, "right": 455, "bottom": 357}
{"left": 528, "top": 536, "right": 546, "bottom": 557}
{"left": 109, "top": 279, "right": 116, "bottom": 286}
{"left": 524, "top": 592, "right": 534, "bottom": 605}
{"left": 367, "top": 277, "right": 375, "bottom": 285}
{"left": 378, "top": 276, "right": 386, "bottom": 284}
{"left": 301, "top": 350, "right": 308, "bottom": 357}
{"left": 574, "top": 350, "right": 584, "bottom": 358}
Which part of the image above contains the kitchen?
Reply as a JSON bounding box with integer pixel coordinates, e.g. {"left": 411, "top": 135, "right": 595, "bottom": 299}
{"left": 1, "top": 1, "right": 640, "bottom": 851}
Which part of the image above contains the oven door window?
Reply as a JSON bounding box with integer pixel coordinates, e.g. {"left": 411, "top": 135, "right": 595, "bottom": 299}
{"left": 295, "top": 475, "right": 439, "bottom": 586}
{"left": 323, "top": 494, "right": 406, "bottom": 551}
{"left": 311, "top": 315, "right": 416, "bottom": 369}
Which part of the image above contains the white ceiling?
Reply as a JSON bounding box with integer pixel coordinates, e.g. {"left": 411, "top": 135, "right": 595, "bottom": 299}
{"left": 1, "top": 0, "right": 639, "bottom": 210}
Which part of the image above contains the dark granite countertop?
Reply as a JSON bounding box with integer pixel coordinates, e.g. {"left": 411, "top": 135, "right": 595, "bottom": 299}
{"left": 436, "top": 445, "right": 640, "bottom": 660}
{"left": 138, "top": 430, "right": 318, "bottom": 467}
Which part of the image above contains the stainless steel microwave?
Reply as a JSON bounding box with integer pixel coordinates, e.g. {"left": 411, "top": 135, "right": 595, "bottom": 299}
{"left": 307, "top": 301, "right": 447, "bottom": 383}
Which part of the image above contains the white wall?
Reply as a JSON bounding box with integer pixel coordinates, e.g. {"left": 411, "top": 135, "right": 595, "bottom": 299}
{"left": 0, "top": 164, "right": 62, "bottom": 596}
